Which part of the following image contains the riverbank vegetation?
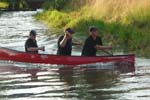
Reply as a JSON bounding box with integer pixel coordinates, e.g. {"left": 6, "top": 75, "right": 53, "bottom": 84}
{"left": 0, "top": 0, "right": 29, "bottom": 11}
{"left": 0, "top": 1, "right": 8, "bottom": 9}
{"left": 36, "top": 0, "right": 150, "bottom": 58}
{"left": 0, "top": 1, "right": 8, "bottom": 15}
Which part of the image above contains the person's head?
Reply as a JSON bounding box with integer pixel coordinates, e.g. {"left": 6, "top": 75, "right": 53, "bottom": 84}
{"left": 89, "top": 26, "right": 98, "bottom": 37}
{"left": 29, "top": 30, "right": 36, "bottom": 40}
{"left": 65, "top": 28, "right": 74, "bottom": 35}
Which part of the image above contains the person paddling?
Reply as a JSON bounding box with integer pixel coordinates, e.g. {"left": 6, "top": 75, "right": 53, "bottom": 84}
{"left": 57, "top": 28, "right": 75, "bottom": 56}
{"left": 81, "top": 26, "right": 112, "bottom": 56}
{"left": 25, "top": 30, "right": 45, "bottom": 53}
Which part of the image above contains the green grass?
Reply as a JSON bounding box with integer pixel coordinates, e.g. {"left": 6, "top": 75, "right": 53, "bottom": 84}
{"left": 0, "top": 2, "right": 8, "bottom": 8}
{"left": 36, "top": 10, "right": 72, "bottom": 29}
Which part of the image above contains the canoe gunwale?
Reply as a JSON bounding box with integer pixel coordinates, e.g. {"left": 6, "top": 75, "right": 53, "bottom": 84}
{"left": 0, "top": 47, "right": 134, "bottom": 58}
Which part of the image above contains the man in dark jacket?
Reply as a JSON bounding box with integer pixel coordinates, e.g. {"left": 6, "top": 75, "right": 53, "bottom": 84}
{"left": 82, "top": 26, "right": 112, "bottom": 56}
{"left": 57, "top": 28, "right": 75, "bottom": 56}
{"left": 25, "top": 30, "right": 44, "bottom": 53}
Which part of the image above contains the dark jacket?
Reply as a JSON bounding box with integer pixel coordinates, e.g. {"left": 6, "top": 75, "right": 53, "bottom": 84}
{"left": 82, "top": 36, "right": 102, "bottom": 56}
{"left": 25, "top": 38, "right": 38, "bottom": 53}
{"left": 57, "top": 35, "right": 72, "bottom": 56}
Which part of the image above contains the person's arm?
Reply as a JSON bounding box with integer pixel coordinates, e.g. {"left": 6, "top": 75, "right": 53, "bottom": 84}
{"left": 72, "top": 42, "right": 82, "bottom": 45}
{"left": 95, "top": 45, "right": 112, "bottom": 50}
{"left": 95, "top": 36, "right": 112, "bottom": 50}
{"left": 60, "top": 33, "right": 71, "bottom": 48}
{"left": 60, "top": 36, "right": 68, "bottom": 48}
{"left": 27, "top": 46, "right": 45, "bottom": 52}
{"left": 25, "top": 40, "right": 45, "bottom": 52}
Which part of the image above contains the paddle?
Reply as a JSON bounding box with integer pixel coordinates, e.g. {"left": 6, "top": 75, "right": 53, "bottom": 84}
{"left": 100, "top": 49, "right": 113, "bottom": 56}
{"left": 96, "top": 45, "right": 113, "bottom": 56}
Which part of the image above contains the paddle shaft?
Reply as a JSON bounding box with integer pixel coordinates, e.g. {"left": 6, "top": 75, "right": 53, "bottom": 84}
{"left": 101, "top": 49, "right": 113, "bottom": 56}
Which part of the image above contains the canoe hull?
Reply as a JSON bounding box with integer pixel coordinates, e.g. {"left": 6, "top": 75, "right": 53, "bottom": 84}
{"left": 0, "top": 47, "right": 135, "bottom": 72}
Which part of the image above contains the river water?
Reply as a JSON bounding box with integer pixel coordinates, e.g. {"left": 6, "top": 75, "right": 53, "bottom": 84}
{"left": 0, "top": 11, "right": 150, "bottom": 100}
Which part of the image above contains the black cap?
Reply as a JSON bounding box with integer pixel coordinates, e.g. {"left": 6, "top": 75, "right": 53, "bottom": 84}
{"left": 89, "top": 26, "right": 97, "bottom": 32}
{"left": 30, "top": 30, "right": 36, "bottom": 36}
{"left": 65, "top": 28, "right": 74, "bottom": 34}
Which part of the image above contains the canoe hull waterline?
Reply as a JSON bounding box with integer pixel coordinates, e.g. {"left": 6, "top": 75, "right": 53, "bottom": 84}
{"left": 0, "top": 47, "right": 135, "bottom": 72}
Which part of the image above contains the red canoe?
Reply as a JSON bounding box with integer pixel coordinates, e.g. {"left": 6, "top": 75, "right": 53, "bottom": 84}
{"left": 0, "top": 47, "right": 135, "bottom": 65}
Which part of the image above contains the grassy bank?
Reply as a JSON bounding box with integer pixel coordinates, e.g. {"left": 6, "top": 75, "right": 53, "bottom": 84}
{"left": 36, "top": 0, "right": 150, "bottom": 58}
{"left": 0, "top": 2, "right": 8, "bottom": 9}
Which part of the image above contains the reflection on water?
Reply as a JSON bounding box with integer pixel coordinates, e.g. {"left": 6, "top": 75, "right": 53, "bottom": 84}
{"left": 0, "top": 63, "right": 149, "bottom": 100}
{"left": 0, "top": 11, "right": 150, "bottom": 100}
{"left": 0, "top": 64, "right": 119, "bottom": 100}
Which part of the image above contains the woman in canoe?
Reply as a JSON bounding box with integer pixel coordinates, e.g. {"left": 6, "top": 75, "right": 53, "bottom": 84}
{"left": 57, "top": 28, "right": 75, "bottom": 56}
{"left": 25, "top": 30, "right": 45, "bottom": 53}
{"left": 81, "top": 26, "right": 112, "bottom": 56}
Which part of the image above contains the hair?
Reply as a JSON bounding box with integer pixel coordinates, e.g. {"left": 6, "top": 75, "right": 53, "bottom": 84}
{"left": 65, "top": 28, "right": 74, "bottom": 34}
{"left": 89, "top": 26, "right": 97, "bottom": 32}
{"left": 30, "top": 30, "right": 36, "bottom": 36}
